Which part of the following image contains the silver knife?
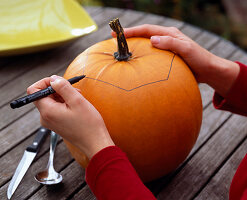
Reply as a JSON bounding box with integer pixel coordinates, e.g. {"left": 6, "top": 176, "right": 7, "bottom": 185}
{"left": 7, "top": 127, "right": 50, "bottom": 199}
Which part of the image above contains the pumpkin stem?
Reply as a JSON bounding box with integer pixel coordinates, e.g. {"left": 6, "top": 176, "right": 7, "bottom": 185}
{"left": 109, "top": 18, "right": 132, "bottom": 61}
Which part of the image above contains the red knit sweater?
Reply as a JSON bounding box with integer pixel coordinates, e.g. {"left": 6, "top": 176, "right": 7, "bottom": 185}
{"left": 86, "top": 62, "right": 247, "bottom": 200}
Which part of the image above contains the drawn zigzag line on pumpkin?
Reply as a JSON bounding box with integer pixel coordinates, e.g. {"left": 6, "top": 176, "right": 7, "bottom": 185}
{"left": 83, "top": 53, "right": 176, "bottom": 92}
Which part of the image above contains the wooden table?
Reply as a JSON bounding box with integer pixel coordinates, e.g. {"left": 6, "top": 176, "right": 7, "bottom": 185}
{"left": 0, "top": 6, "right": 247, "bottom": 200}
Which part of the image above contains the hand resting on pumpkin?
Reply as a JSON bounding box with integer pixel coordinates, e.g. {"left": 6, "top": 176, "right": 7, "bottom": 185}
{"left": 27, "top": 75, "right": 115, "bottom": 159}
{"left": 117, "top": 24, "right": 240, "bottom": 98}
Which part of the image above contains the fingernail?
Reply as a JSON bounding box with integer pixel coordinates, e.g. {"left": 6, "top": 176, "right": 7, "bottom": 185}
{"left": 151, "top": 36, "right": 160, "bottom": 44}
{"left": 50, "top": 75, "right": 60, "bottom": 83}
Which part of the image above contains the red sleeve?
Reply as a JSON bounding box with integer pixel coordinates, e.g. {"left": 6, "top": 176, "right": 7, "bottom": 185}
{"left": 85, "top": 146, "right": 156, "bottom": 200}
{"left": 213, "top": 62, "right": 247, "bottom": 200}
{"left": 213, "top": 62, "right": 247, "bottom": 116}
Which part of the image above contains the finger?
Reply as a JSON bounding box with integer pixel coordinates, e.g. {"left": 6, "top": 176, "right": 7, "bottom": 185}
{"left": 27, "top": 76, "right": 63, "bottom": 111}
{"left": 35, "top": 95, "right": 59, "bottom": 111}
{"left": 50, "top": 75, "right": 83, "bottom": 107}
{"left": 150, "top": 36, "right": 190, "bottom": 56}
{"left": 27, "top": 77, "right": 51, "bottom": 94}
{"left": 124, "top": 24, "right": 180, "bottom": 38}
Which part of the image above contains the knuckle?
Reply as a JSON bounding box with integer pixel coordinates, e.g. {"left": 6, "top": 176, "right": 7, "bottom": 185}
{"left": 182, "top": 41, "right": 193, "bottom": 55}
{"left": 165, "top": 36, "right": 174, "bottom": 45}
{"left": 169, "top": 27, "right": 181, "bottom": 37}
{"left": 169, "top": 27, "right": 180, "bottom": 34}
{"left": 142, "top": 24, "right": 150, "bottom": 28}
{"left": 26, "top": 86, "right": 32, "bottom": 94}
{"left": 58, "top": 79, "right": 70, "bottom": 92}
{"left": 142, "top": 24, "right": 152, "bottom": 31}
{"left": 71, "top": 95, "right": 83, "bottom": 105}
{"left": 59, "top": 79, "right": 68, "bottom": 87}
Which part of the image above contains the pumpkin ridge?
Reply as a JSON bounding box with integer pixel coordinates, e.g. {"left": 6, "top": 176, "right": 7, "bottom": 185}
{"left": 94, "top": 61, "right": 118, "bottom": 80}
{"left": 83, "top": 53, "right": 175, "bottom": 92}
{"left": 83, "top": 58, "right": 116, "bottom": 73}
{"left": 87, "top": 51, "right": 113, "bottom": 57}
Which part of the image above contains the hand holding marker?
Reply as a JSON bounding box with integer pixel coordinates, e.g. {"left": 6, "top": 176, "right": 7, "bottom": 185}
{"left": 10, "top": 75, "right": 86, "bottom": 109}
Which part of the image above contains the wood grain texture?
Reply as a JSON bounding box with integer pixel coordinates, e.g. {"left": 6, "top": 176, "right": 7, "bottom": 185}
{"left": 181, "top": 24, "right": 202, "bottom": 39}
{"left": 160, "top": 16, "right": 184, "bottom": 28}
{"left": 195, "top": 138, "right": 247, "bottom": 200}
{"left": 130, "top": 13, "right": 165, "bottom": 26}
{"left": 0, "top": 132, "right": 51, "bottom": 187}
{"left": 210, "top": 39, "right": 237, "bottom": 58}
{"left": 199, "top": 84, "right": 214, "bottom": 108}
{"left": 71, "top": 185, "right": 96, "bottom": 200}
{"left": 29, "top": 161, "right": 84, "bottom": 200}
{"left": 195, "top": 30, "right": 220, "bottom": 50}
{"left": 0, "top": 141, "right": 72, "bottom": 200}
{"left": 0, "top": 109, "right": 39, "bottom": 157}
{"left": 230, "top": 49, "right": 247, "bottom": 63}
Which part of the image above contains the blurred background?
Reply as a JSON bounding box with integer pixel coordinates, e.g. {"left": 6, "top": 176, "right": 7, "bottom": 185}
{"left": 82, "top": 0, "right": 247, "bottom": 50}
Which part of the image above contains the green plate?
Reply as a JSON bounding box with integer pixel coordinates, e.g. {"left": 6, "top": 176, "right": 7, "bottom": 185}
{"left": 0, "top": 0, "right": 97, "bottom": 56}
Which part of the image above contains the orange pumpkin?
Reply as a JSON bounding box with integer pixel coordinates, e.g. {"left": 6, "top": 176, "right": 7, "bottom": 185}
{"left": 63, "top": 19, "right": 202, "bottom": 182}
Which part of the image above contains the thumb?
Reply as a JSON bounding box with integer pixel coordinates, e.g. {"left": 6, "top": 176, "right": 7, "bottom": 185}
{"left": 50, "top": 75, "right": 82, "bottom": 106}
{"left": 151, "top": 36, "right": 187, "bottom": 55}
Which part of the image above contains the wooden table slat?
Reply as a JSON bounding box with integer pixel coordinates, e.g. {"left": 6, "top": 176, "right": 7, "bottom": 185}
{"left": 0, "top": 141, "right": 72, "bottom": 199}
{"left": 0, "top": 134, "right": 50, "bottom": 188}
{"left": 180, "top": 24, "right": 202, "bottom": 39}
{"left": 84, "top": 6, "right": 103, "bottom": 16}
{"left": 71, "top": 185, "right": 96, "bottom": 200}
{"left": 195, "top": 31, "right": 220, "bottom": 50}
{"left": 160, "top": 17, "right": 184, "bottom": 28}
{"left": 229, "top": 49, "right": 247, "bottom": 63}
{"left": 210, "top": 39, "right": 238, "bottom": 58}
{"left": 195, "top": 138, "right": 247, "bottom": 200}
{"left": 0, "top": 109, "right": 39, "bottom": 157}
{"left": 128, "top": 13, "right": 165, "bottom": 26}
{"left": 198, "top": 84, "right": 215, "bottom": 108}
{"left": 28, "top": 161, "right": 84, "bottom": 200}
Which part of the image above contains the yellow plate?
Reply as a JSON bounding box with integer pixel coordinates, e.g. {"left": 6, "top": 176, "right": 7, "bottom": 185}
{"left": 0, "top": 0, "right": 97, "bottom": 56}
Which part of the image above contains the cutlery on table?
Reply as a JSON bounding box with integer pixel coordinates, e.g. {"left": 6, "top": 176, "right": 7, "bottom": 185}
{"left": 7, "top": 127, "right": 50, "bottom": 199}
{"left": 35, "top": 131, "right": 62, "bottom": 184}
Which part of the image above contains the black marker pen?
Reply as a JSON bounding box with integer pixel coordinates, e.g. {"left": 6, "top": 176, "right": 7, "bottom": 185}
{"left": 10, "top": 75, "right": 86, "bottom": 109}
